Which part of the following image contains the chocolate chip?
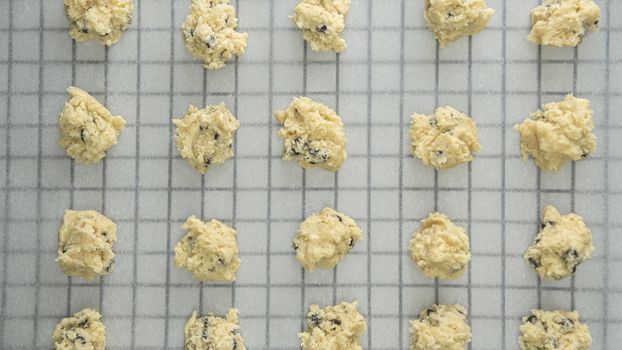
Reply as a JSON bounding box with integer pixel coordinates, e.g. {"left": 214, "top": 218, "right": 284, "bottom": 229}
{"left": 528, "top": 257, "right": 541, "bottom": 269}
{"left": 80, "top": 28, "right": 89, "bottom": 34}
{"left": 331, "top": 319, "right": 341, "bottom": 325}
{"left": 309, "top": 314, "right": 322, "bottom": 327}
{"left": 75, "top": 335, "right": 86, "bottom": 344}
{"left": 559, "top": 318, "right": 574, "bottom": 329}
{"left": 594, "top": 19, "right": 599, "bottom": 26}
{"left": 104, "top": 259, "right": 115, "bottom": 272}
{"left": 232, "top": 338, "right": 237, "bottom": 350}
{"left": 214, "top": 133, "right": 220, "bottom": 140}
{"left": 291, "top": 241, "right": 298, "bottom": 250}
{"left": 204, "top": 35, "right": 215, "bottom": 48}
{"left": 80, "top": 128, "right": 86, "bottom": 142}
{"left": 317, "top": 24, "right": 328, "bottom": 33}
{"left": 78, "top": 319, "right": 89, "bottom": 328}
{"left": 429, "top": 117, "right": 438, "bottom": 127}
{"left": 348, "top": 237, "right": 354, "bottom": 248}
{"left": 527, "top": 315, "right": 538, "bottom": 324}
{"left": 336, "top": 215, "right": 343, "bottom": 222}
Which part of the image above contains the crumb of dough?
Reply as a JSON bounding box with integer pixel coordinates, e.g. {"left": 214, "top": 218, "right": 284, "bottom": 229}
{"left": 299, "top": 301, "right": 366, "bottom": 350}
{"left": 514, "top": 94, "right": 596, "bottom": 171}
{"left": 184, "top": 309, "right": 245, "bottom": 350}
{"left": 424, "top": 0, "right": 494, "bottom": 47}
{"left": 64, "top": 0, "right": 133, "bottom": 45}
{"left": 528, "top": 0, "right": 600, "bottom": 47}
{"left": 409, "top": 304, "right": 471, "bottom": 350}
{"left": 519, "top": 309, "right": 592, "bottom": 350}
{"left": 291, "top": 0, "right": 350, "bottom": 52}
{"left": 173, "top": 104, "right": 240, "bottom": 174}
{"left": 52, "top": 308, "right": 106, "bottom": 350}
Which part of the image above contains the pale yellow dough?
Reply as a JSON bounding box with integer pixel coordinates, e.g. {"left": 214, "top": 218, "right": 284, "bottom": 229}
{"left": 424, "top": 0, "right": 494, "bottom": 47}
{"left": 291, "top": 0, "right": 350, "bottom": 52}
{"left": 519, "top": 309, "right": 592, "bottom": 350}
{"left": 409, "top": 106, "right": 481, "bottom": 170}
{"left": 64, "top": 0, "right": 133, "bottom": 46}
{"left": 524, "top": 205, "right": 593, "bottom": 280}
{"left": 174, "top": 215, "right": 241, "bottom": 282}
{"left": 514, "top": 94, "right": 596, "bottom": 171}
{"left": 181, "top": 0, "right": 248, "bottom": 69}
{"left": 56, "top": 210, "right": 117, "bottom": 281}
{"left": 292, "top": 207, "right": 363, "bottom": 271}
{"left": 410, "top": 304, "right": 471, "bottom": 350}
{"left": 58, "top": 87, "right": 125, "bottom": 164}
{"left": 299, "top": 301, "right": 366, "bottom": 350}
{"left": 184, "top": 309, "right": 245, "bottom": 350}
{"left": 409, "top": 212, "right": 471, "bottom": 279}
{"left": 52, "top": 308, "right": 106, "bottom": 350}
{"left": 173, "top": 104, "right": 240, "bottom": 174}
{"left": 275, "top": 97, "right": 347, "bottom": 172}
{"left": 528, "top": 0, "right": 600, "bottom": 47}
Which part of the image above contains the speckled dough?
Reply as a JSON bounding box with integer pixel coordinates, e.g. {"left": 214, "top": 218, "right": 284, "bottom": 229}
{"left": 174, "top": 215, "right": 241, "bottom": 282}
{"left": 184, "top": 309, "right": 245, "bottom": 350}
{"left": 528, "top": 0, "right": 600, "bottom": 47}
{"left": 292, "top": 207, "right": 363, "bottom": 271}
{"left": 299, "top": 301, "right": 366, "bottom": 350}
{"left": 173, "top": 104, "right": 240, "bottom": 174}
{"left": 64, "top": 0, "right": 133, "bottom": 45}
{"left": 291, "top": 0, "right": 350, "bottom": 52}
{"left": 424, "top": 0, "right": 494, "bottom": 47}
{"left": 275, "top": 97, "right": 347, "bottom": 172}
{"left": 56, "top": 210, "right": 117, "bottom": 281}
{"left": 519, "top": 309, "right": 592, "bottom": 350}
{"left": 524, "top": 205, "right": 593, "bottom": 280}
{"left": 52, "top": 308, "right": 106, "bottom": 350}
{"left": 409, "top": 212, "right": 471, "bottom": 279}
{"left": 514, "top": 94, "right": 596, "bottom": 171}
{"left": 409, "top": 106, "right": 481, "bottom": 170}
{"left": 409, "top": 304, "right": 472, "bottom": 350}
{"left": 58, "top": 87, "right": 125, "bottom": 164}
{"left": 181, "top": 0, "right": 248, "bottom": 69}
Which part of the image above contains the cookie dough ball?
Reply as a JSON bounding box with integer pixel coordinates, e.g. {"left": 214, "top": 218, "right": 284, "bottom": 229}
{"left": 58, "top": 87, "right": 126, "bottom": 164}
{"left": 409, "top": 106, "right": 480, "bottom": 170}
{"left": 56, "top": 210, "right": 117, "bottom": 281}
{"left": 528, "top": 0, "right": 600, "bottom": 47}
{"left": 174, "top": 215, "right": 241, "bottom": 282}
{"left": 424, "top": 0, "right": 494, "bottom": 47}
{"left": 519, "top": 309, "right": 592, "bottom": 350}
{"left": 52, "top": 308, "right": 106, "bottom": 350}
{"left": 181, "top": 0, "right": 248, "bottom": 69}
{"left": 292, "top": 207, "right": 363, "bottom": 271}
{"left": 409, "top": 304, "right": 471, "bottom": 350}
{"left": 514, "top": 94, "right": 596, "bottom": 171}
{"left": 64, "top": 0, "right": 133, "bottom": 46}
{"left": 291, "top": 0, "right": 350, "bottom": 52}
{"left": 184, "top": 309, "right": 245, "bottom": 350}
{"left": 524, "top": 205, "right": 593, "bottom": 280}
{"left": 275, "top": 97, "right": 347, "bottom": 172}
{"left": 299, "top": 301, "right": 366, "bottom": 350}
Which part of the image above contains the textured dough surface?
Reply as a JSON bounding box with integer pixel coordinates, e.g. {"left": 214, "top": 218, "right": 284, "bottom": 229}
{"left": 528, "top": 0, "right": 600, "bottom": 47}
{"left": 292, "top": 207, "right": 363, "bottom": 271}
{"left": 291, "top": 0, "right": 350, "bottom": 52}
{"left": 519, "top": 309, "right": 592, "bottom": 350}
{"left": 409, "top": 212, "right": 471, "bottom": 279}
{"left": 64, "top": 0, "right": 133, "bottom": 45}
{"left": 56, "top": 210, "right": 117, "bottom": 281}
{"left": 58, "top": 87, "right": 125, "bottom": 164}
{"left": 424, "top": 0, "right": 494, "bottom": 47}
{"left": 299, "top": 301, "right": 366, "bottom": 350}
{"left": 173, "top": 104, "right": 240, "bottom": 174}
{"left": 524, "top": 205, "right": 593, "bottom": 280}
{"left": 514, "top": 94, "right": 596, "bottom": 171}
{"left": 174, "top": 215, "right": 241, "bottom": 282}
{"left": 184, "top": 309, "right": 245, "bottom": 350}
{"left": 409, "top": 106, "right": 480, "bottom": 169}
{"left": 409, "top": 304, "right": 472, "bottom": 350}
{"left": 275, "top": 97, "right": 347, "bottom": 172}
{"left": 181, "top": 0, "right": 248, "bottom": 69}
{"left": 52, "top": 308, "right": 106, "bottom": 350}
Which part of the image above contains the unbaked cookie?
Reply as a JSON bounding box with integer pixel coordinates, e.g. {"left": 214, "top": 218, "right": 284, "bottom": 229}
{"left": 275, "top": 97, "right": 347, "bottom": 172}
{"left": 174, "top": 215, "right": 241, "bottom": 282}
{"left": 299, "top": 301, "right": 366, "bottom": 350}
{"left": 524, "top": 205, "right": 593, "bottom": 280}
{"left": 528, "top": 0, "right": 600, "bottom": 47}
{"left": 181, "top": 0, "right": 248, "bottom": 69}
{"left": 292, "top": 207, "right": 363, "bottom": 271}
{"left": 64, "top": 0, "right": 133, "bottom": 46}
{"left": 184, "top": 309, "right": 245, "bottom": 350}
{"left": 519, "top": 309, "right": 592, "bottom": 350}
{"left": 56, "top": 210, "right": 117, "bottom": 281}
{"left": 58, "top": 87, "right": 126, "bottom": 164}
{"left": 52, "top": 308, "right": 106, "bottom": 350}
{"left": 173, "top": 104, "right": 240, "bottom": 174}
{"left": 409, "top": 106, "right": 480, "bottom": 170}
{"left": 291, "top": 0, "right": 350, "bottom": 52}
{"left": 514, "top": 94, "right": 596, "bottom": 171}
{"left": 424, "top": 0, "right": 494, "bottom": 47}
{"left": 409, "top": 304, "right": 471, "bottom": 350}
{"left": 409, "top": 212, "right": 470, "bottom": 279}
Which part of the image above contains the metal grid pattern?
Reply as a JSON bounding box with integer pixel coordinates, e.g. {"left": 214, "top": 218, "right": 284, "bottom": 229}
{"left": 1, "top": 0, "right": 621, "bottom": 349}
